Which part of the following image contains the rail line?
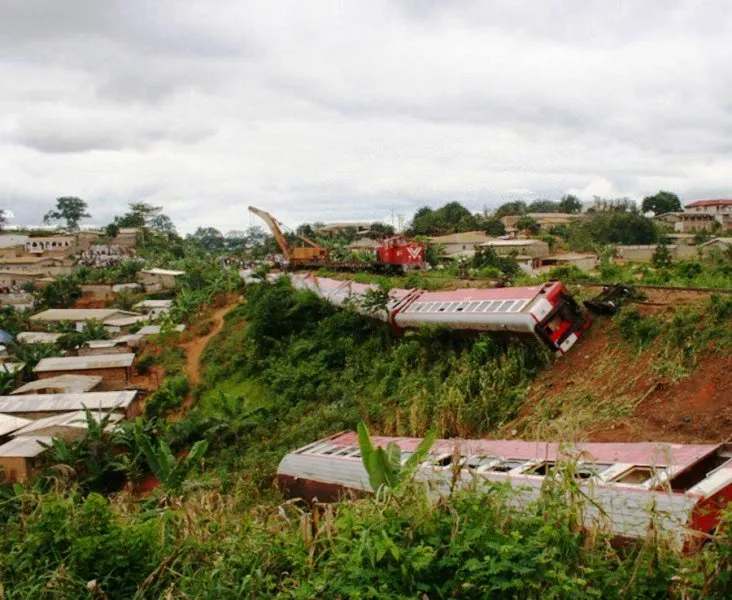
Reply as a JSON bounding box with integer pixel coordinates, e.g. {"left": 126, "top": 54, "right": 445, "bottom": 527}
{"left": 570, "top": 282, "right": 732, "bottom": 294}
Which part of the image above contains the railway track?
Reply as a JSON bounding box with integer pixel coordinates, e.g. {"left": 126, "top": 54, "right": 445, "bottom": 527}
{"left": 572, "top": 282, "right": 732, "bottom": 294}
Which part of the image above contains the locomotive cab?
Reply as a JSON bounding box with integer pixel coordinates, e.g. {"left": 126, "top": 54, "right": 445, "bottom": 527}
{"left": 531, "top": 283, "right": 589, "bottom": 354}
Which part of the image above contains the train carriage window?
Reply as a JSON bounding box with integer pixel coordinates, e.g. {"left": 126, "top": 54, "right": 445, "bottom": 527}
{"left": 467, "top": 457, "right": 498, "bottom": 469}
{"left": 485, "top": 301, "right": 503, "bottom": 312}
{"left": 613, "top": 467, "right": 654, "bottom": 485}
{"left": 410, "top": 304, "right": 423, "bottom": 313}
{"left": 466, "top": 301, "right": 481, "bottom": 312}
{"left": 526, "top": 461, "right": 556, "bottom": 476}
{"left": 476, "top": 301, "right": 491, "bottom": 311}
{"left": 422, "top": 303, "right": 435, "bottom": 312}
{"left": 485, "top": 459, "right": 526, "bottom": 473}
{"left": 575, "top": 464, "right": 612, "bottom": 480}
{"left": 509, "top": 301, "right": 526, "bottom": 312}
{"left": 455, "top": 302, "right": 468, "bottom": 312}
{"left": 498, "top": 300, "right": 515, "bottom": 312}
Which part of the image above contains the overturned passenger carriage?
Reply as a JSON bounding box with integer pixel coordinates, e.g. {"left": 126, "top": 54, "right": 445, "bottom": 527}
{"left": 285, "top": 273, "right": 590, "bottom": 355}
{"left": 277, "top": 432, "right": 732, "bottom": 550}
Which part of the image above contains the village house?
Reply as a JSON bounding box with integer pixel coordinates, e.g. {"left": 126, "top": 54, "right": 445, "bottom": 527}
{"left": 616, "top": 244, "right": 697, "bottom": 262}
{"left": 78, "top": 336, "right": 144, "bottom": 356}
{"left": 479, "top": 239, "right": 550, "bottom": 259}
{"left": 15, "top": 332, "right": 63, "bottom": 344}
{"left": 0, "top": 268, "right": 45, "bottom": 290}
{"left": 536, "top": 253, "right": 599, "bottom": 274}
{"left": 0, "top": 390, "right": 141, "bottom": 420}
{"left": 0, "top": 234, "right": 29, "bottom": 258}
{"left": 111, "top": 227, "right": 141, "bottom": 248}
{"left": 24, "top": 236, "right": 77, "bottom": 256}
{"left": 0, "top": 414, "right": 31, "bottom": 441}
{"left": 11, "top": 374, "right": 103, "bottom": 395}
{"left": 651, "top": 212, "right": 682, "bottom": 227}
{"left": 0, "top": 256, "right": 72, "bottom": 277}
{"left": 10, "top": 410, "right": 123, "bottom": 440}
{"left": 132, "top": 299, "right": 172, "bottom": 319}
{"left": 29, "top": 308, "right": 142, "bottom": 330}
{"left": 33, "top": 354, "right": 136, "bottom": 390}
{"left": 500, "top": 213, "right": 583, "bottom": 232}
{"left": 428, "top": 231, "right": 493, "bottom": 258}
{"left": 673, "top": 213, "right": 718, "bottom": 233}
{"left": 0, "top": 435, "right": 52, "bottom": 482}
{"left": 683, "top": 199, "right": 732, "bottom": 231}
{"left": 699, "top": 237, "right": 732, "bottom": 257}
{"left": 139, "top": 268, "right": 184, "bottom": 291}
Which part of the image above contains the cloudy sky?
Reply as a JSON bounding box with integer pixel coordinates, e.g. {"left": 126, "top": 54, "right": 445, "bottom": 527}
{"left": 2, "top": 1, "right": 731, "bottom": 233}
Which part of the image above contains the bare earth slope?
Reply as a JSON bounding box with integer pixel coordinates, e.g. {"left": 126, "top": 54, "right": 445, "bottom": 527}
{"left": 502, "top": 293, "right": 732, "bottom": 444}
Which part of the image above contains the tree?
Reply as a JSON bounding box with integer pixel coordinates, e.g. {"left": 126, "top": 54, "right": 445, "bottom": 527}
{"left": 515, "top": 215, "right": 540, "bottom": 235}
{"left": 651, "top": 243, "right": 673, "bottom": 268}
{"left": 483, "top": 219, "right": 506, "bottom": 236}
{"left": 409, "top": 202, "right": 476, "bottom": 235}
{"left": 148, "top": 213, "right": 176, "bottom": 233}
{"left": 558, "top": 194, "right": 582, "bottom": 213}
{"left": 190, "top": 227, "right": 225, "bottom": 252}
{"left": 641, "top": 191, "right": 682, "bottom": 215}
{"left": 493, "top": 201, "right": 527, "bottom": 219}
{"left": 43, "top": 197, "right": 90, "bottom": 230}
{"left": 0, "top": 208, "right": 7, "bottom": 231}
{"left": 368, "top": 222, "right": 396, "bottom": 238}
{"left": 527, "top": 199, "right": 559, "bottom": 212}
{"left": 37, "top": 274, "right": 81, "bottom": 308}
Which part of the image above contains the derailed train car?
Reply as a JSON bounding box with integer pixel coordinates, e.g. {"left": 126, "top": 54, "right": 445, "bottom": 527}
{"left": 278, "top": 432, "right": 732, "bottom": 550}
{"left": 286, "top": 273, "right": 590, "bottom": 355}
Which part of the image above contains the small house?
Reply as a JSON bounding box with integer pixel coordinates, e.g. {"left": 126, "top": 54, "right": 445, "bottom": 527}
{"left": 0, "top": 435, "right": 53, "bottom": 482}
{"left": 10, "top": 410, "right": 123, "bottom": 440}
{"left": 11, "top": 374, "right": 103, "bottom": 395}
{"left": 34, "top": 354, "right": 136, "bottom": 390}
{"left": 132, "top": 299, "right": 173, "bottom": 318}
{"left": 479, "top": 239, "right": 550, "bottom": 259}
{"left": 29, "top": 308, "right": 142, "bottom": 331}
{"left": 139, "top": 268, "right": 184, "bottom": 291}
{"left": 537, "top": 253, "right": 599, "bottom": 274}
{"left": 428, "top": 231, "right": 493, "bottom": 258}
{"left": 15, "top": 332, "right": 64, "bottom": 345}
{"left": 0, "top": 414, "right": 32, "bottom": 440}
{"left": 0, "top": 390, "right": 141, "bottom": 420}
{"left": 699, "top": 237, "right": 732, "bottom": 257}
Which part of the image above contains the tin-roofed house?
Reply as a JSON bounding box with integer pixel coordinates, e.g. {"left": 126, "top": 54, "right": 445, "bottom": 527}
{"left": 29, "top": 308, "right": 142, "bottom": 331}
{"left": 0, "top": 414, "right": 32, "bottom": 442}
{"left": 0, "top": 390, "right": 141, "bottom": 420}
{"left": 139, "top": 268, "right": 184, "bottom": 291}
{"left": 132, "top": 299, "right": 172, "bottom": 319}
{"left": 34, "top": 354, "right": 135, "bottom": 390}
{"left": 0, "top": 435, "right": 53, "bottom": 482}
{"left": 11, "top": 374, "right": 103, "bottom": 395}
{"left": 10, "top": 410, "right": 123, "bottom": 440}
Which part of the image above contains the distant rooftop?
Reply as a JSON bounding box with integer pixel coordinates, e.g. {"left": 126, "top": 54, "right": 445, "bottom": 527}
{"left": 11, "top": 410, "right": 124, "bottom": 437}
{"left": 685, "top": 199, "right": 732, "bottom": 208}
{"left": 30, "top": 308, "right": 139, "bottom": 323}
{"left": 140, "top": 268, "right": 184, "bottom": 276}
{"left": 0, "top": 391, "right": 138, "bottom": 414}
{"left": 0, "top": 435, "right": 54, "bottom": 458}
{"left": 0, "top": 414, "right": 32, "bottom": 437}
{"left": 11, "top": 374, "right": 103, "bottom": 395}
{"left": 16, "top": 332, "right": 64, "bottom": 344}
{"left": 34, "top": 354, "right": 135, "bottom": 373}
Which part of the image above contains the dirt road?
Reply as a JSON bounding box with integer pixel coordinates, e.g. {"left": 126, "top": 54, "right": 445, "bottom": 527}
{"left": 180, "top": 303, "right": 236, "bottom": 407}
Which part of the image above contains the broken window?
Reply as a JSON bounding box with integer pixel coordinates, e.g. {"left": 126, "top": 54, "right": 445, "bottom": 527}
{"left": 613, "top": 467, "right": 654, "bottom": 485}
{"left": 485, "top": 459, "right": 526, "bottom": 473}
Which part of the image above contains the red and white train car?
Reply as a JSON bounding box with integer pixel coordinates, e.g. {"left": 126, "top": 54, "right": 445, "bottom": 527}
{"left": 277, "top": 432, "right": 732, "bottom": 550}
{"left": 287, "top": 274, "right": 589, "bottom": 354}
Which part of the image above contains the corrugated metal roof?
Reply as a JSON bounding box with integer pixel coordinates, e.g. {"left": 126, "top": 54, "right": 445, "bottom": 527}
{"left": 480, "top": 239, "right": 548, "bottom": 247}
{"left": 133, "top": 299, "right": 173, "bottom": 309}
{"left": 0, "top": 414, "right": 32, "bottom": 437}
{"left": 0, "top": 435, "right": 54, "bottom": 458}
{"left": 428, "top": 231, "right": 490, "bottom": 244}
{"left": 11, "top": 375, "right": 103, "bottom": 395}
{"left": 137, "top": 324, "right": 185, "bottom": 335}
{"left": 11, "top": 410, "right": 123, "bottom": 436}
{"left": 685, "top": 199, "right": 732, "bottom": 208}
{"left": 140, "top": 268, "right": 184, "bottom": 276}
{"left": 30, "top": 309, "right": 139, "bottom": 322}
{"left": 16, "top": 332, "right": 63, "bottom": 344}
{"left": 0, "top": 362, "right": 25, "bottom": 374}
{"left": 34, "top": 353, "right": 135, "bottom": 372}
{"left": 0, "top": 391, "right": 137, "bottom": 413}
{"left": 103, "top": 315, "right": 148, "bottom": 327}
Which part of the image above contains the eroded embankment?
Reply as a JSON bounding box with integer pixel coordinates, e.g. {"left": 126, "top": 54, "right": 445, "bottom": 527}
{"left": 504, "top": 293, "right": 732, "bottom": 443}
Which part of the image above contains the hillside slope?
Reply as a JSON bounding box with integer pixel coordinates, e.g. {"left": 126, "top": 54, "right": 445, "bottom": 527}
{"left": 504, "top": 292, "right": 732, "bottom": 444}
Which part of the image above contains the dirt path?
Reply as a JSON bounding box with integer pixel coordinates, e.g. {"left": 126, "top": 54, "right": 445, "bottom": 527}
{"left": 180, "top": 303, "right": 236, "bottom": 408}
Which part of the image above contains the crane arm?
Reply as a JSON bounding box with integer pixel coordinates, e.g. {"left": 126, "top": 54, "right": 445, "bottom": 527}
{"left": 248, "top": 206, "right": 291, "bottom": 260}
{"left": 297, "top": 233, "right": 321, "bottom": 248}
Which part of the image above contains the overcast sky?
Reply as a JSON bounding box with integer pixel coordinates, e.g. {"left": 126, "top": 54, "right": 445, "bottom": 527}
{"left": 2, "top": 1, "right": 731, "bottom": 233}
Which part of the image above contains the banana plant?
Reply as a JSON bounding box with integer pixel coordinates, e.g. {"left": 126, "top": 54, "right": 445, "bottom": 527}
{"left": 357, "top": 421, "right": 436, "bottom": 492}
{"left": 135, "top": 424, "right": 208, "bottom": 495}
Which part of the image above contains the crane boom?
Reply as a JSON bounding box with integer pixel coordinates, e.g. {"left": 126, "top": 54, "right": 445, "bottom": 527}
{"left": 248, "top": 206, "right": 291, "bottom": 260}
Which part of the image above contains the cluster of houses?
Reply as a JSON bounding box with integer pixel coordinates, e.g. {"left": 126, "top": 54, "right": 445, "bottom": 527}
{"left": 418, "top": 200, "right": 732, "bottom": 273}
{"left": 0, "top": 295, "right": 185, "bottom": 482}
{"left": 0, "top": 228, "right": 142, "bottom": 299}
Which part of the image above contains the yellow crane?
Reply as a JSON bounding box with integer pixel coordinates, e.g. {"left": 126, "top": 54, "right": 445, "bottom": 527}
{"left": 248, "top": 206, "right": 330, "bottom": 267}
